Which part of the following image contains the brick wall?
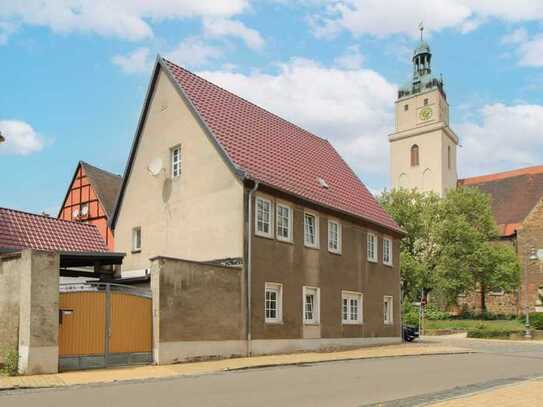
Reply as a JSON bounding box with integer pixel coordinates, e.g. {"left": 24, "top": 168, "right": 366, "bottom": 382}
{"left": 516, "top": 198, "right": 543, "bottom": 313}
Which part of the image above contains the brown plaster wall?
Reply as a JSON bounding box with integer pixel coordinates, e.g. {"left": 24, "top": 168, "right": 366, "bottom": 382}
{"left": 152, "top": 257, "right": 245, "bottom": 343}
{"left": 250, "top": 191, "right": 402, "bottom": 341}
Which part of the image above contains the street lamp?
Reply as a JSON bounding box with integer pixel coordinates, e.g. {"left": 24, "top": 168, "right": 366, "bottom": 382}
{"left": 524, "top": 247, "right": 538, "bottom": 339}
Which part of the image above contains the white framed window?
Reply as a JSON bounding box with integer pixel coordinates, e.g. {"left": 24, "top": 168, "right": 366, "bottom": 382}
{"left": 383, "top": 237, "right": 393, "bottom": 266}
{"left": 171, "top": 145, "right": 181, "bottom": 178}
{"left": 276, "top": 203, "right": 292, "bottom": 242}
{"left": 132, "top": 227, "right": 141, "bottom": 252}
{"left": 342, "top": 291, "right": 363, "bottom": 324}
{"left": 265, "top": 283, "right": 283, "bottom": 323}
{"left": 384, "top": 296, "right": 393, "bottom": 325}
{"left": 255, "top": 196, "right": 273, "bottom": 238}
{"left": 328, "top": 220, "right": 342, "bottom": 254}
{"left": 367, "top": 232, "right": 378, "bottom": 263}
{"left": 303, "top": 286, "right": 320, "bottom": 324}
{"left": 304, "top": 212, "right": 319, "bottom": 248}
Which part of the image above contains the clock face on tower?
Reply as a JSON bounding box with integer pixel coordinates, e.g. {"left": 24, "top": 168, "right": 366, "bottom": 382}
{"left": 419, "top": 107, "right": 433, "bottom": 121}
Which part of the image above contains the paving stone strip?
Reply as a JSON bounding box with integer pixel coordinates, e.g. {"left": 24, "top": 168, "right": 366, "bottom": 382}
{"left": 363, "top": 374, "right": 543, "bottom": 407}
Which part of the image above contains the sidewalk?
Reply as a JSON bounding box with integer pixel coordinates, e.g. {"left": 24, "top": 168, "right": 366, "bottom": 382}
{"left": 429, "top": 377, "right": 543, "bottom": 406}
{"left": 0, "top": 342, "right": 470, "bottom": 391}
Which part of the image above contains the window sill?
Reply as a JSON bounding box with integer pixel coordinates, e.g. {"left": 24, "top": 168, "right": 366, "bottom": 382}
{"left": 303, "top": 321, "right": 320, "bottom": 326}
{"left": 304, "top": 243, "right": 320, "bottom": 250}
{"left": 384, "top": 322, "right": 394, "bottom": 326}
{"left": 342, "top": 321, "right": 363, "bottom": 325}
{"left": 265, "top": 320, "right": 284, "bottom": 325}
{"left": 383, "top": 262, "right": 393, "bottom": 267}
{"left": 255, "top": 232, "right": 274, "bottom": 240}
{"left": 276, "top": 237, "right": 294, "bottom": 245}
{"left": 367, "top": 258, "right": 378, "bottom": 264}
{"left": 131, "top": 249, "right": 141, "bottom": 254}
{"left": 328, "top": 249, "right": 342, "bottom": 256}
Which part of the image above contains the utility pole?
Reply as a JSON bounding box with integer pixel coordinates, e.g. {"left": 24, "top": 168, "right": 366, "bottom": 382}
{"left": 525, "top": 247, "right": 537, "bottom": 339}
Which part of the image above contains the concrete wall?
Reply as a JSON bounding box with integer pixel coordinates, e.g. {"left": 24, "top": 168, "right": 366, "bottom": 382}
{"left": 0, "top": 250, "right": 59, "bottom": 374}
{"left": 18, "top": 250, "right": 59, "bottom": 375}
{"left": 250, "top": 190, "right": 402, "bottom": 352}
{"left": 151, "top": 256, "right": 245, "bottom": 364}
{"left": 115, "top": 68, "right": 244, "bottom": 272}
{"left": 0, "top": 253, "right": 23, "bottom": 364}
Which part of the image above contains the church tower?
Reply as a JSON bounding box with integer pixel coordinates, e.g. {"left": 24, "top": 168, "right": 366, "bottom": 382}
{"left": 389, "top": 27, "right": 458, "bottom": 196}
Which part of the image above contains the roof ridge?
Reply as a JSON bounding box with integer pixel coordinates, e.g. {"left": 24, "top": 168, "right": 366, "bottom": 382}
{"left": 460, "top": 164, "right": 543, "bottom": 186}
{"left": 80, "top": 161, "right": 122, "bottom": 178}
{"left": 0, "top": 207, "right": 97, "bottom": 228}
{"left": 161, "top": 58, "right": 330, "bottom": 145}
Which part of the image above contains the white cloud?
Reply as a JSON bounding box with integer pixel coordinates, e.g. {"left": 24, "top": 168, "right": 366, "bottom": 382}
{"left": 519, "top": 34, "right": 543, "bottom": 67}
{"left": 198, "top": 58, "right": 397, "bottom": 178}
{"left": 501, "top": 27, "right": 529, "bottom": 45}
{"left": 113, "top": 37, "right": 224, "bottom": 74}
{"left": 112, "top": 47, "right": 153, "bottom": 74}
{"left": 166, "top": 37, "right": 224, "bottom": 68}
{"left": 458, "top": 103, "right": 543, "bottom": 177}
{"left": 203, "top": 18, "right": 264, "bottom": 50}
{"left": 309, "top": 0, "right": 543, "bottom": 38}
{"left": 0, "top": 120, "right": 45, "bottom": 155}
{"left": 334, "top": 44, "right": 364, "bottom": 69}
{"left": 500, "top": 28, "right": 543, "bottom": 67}
{"left": 0, "top": 0, "right": 250, "bottom": 42}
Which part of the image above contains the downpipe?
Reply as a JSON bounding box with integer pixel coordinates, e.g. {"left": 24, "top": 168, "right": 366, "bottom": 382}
{"left": 246, "top": 181, "right": 259, "bottom": 356}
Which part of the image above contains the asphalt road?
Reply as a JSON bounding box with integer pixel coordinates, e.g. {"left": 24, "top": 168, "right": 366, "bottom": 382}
{"left": 2, "top": 338, "right": 543, "bottom": 407}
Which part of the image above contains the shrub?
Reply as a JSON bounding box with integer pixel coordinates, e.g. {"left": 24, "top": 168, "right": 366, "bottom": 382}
{"left": 467, "top": 327, "right": 523, "bottom": 339}
{"left": 1, "top": 348, "right": 19, "bottom": 376}
{"left": 529, "top": 313, "right": 543, "bottom": 330}
{"left": 403, "top": 302, "right": 419, "bottom": 326}
{"left": 424, "top": 304, "right": 449, "bottom": 320}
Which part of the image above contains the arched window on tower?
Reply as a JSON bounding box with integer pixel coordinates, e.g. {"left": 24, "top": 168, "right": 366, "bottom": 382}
{"left": 410, "top": 144, "right": 420, "bottom": 167}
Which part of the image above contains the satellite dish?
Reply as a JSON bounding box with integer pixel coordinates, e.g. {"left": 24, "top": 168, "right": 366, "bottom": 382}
{"left": 147, "top": 158, "right": 163, "bottom": 177}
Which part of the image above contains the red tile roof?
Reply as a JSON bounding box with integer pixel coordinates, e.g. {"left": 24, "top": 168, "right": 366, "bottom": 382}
{"left": 0, "top": 207, "right": 108, "bottom": 253}
{"left": 459, "top": 165, "right": 543, "bottom": 237}
{"left": 161, "top": 59, "right": 400, "bottom": 233}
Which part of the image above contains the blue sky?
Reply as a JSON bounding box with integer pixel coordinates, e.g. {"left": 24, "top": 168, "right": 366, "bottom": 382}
{"left": 1, "top": 1, "right": 543, "bottom": 214}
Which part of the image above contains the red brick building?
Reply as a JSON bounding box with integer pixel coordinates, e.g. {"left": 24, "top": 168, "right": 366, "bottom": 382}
{"left": 458, "top": 165, "right": 543, "bottom": 315}
{"left": 58, "top": 161, "right": 122, "bottom": 251}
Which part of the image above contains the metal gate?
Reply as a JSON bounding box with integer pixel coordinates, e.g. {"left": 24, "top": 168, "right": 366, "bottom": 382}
{"left": 58, "top": 283, "right": 152, "bottom": 371}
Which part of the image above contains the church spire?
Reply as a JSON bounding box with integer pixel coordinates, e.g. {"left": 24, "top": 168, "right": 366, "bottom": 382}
{"left": 398, "top": 24, "right": 444, "bottom": 99}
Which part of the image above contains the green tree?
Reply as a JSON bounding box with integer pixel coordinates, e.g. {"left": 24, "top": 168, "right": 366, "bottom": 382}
{"left": 379, "top": 188, "right": 442, "bottom": 301}
{"left": 379, "top": 186, "right": 520, "bottom": 308}
{"left": 471, "top": 243, "right": 520, "bottom": 313}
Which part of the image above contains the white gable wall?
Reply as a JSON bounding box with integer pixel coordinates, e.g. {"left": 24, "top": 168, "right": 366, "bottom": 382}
{"left": 115, "top": 68, "right": 244, "bottom": 272}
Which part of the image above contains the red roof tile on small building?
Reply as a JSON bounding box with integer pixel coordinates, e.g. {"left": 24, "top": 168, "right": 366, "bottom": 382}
{"left": 0, "top": 207, "right": 108, "bottom": 253}
{"left": 458, "top": 165, "right": 543, "bottom": 237}
{"left": 154, "top": 58, "right": 400, "bottom": 233}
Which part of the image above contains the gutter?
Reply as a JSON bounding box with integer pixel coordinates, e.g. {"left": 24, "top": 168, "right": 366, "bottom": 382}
{"left": 246, "top": 180, "right": 259, "bottom": 356}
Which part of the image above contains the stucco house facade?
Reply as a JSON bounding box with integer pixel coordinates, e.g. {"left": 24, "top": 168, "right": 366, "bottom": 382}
{"left": 111, "top": 57, "right": 404, "bottom": 360}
